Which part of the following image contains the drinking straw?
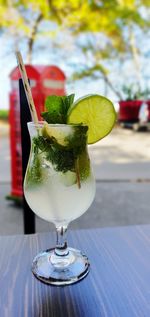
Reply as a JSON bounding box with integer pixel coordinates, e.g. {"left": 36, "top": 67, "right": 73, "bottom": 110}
{"left": 15, "top": 51, "right": 38, "bottom": 125}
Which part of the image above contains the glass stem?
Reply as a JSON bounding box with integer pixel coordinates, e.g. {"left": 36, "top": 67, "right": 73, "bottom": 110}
{"left": 55, "top": 225, "right": 69, "bottom": 256}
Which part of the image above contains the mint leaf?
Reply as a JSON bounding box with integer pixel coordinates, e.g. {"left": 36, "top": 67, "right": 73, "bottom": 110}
{"left": 42, "top": 95, "right": 65, "bottom": 123}
{"left": 61, "top": 94, "right": 75, "bottom": 113}
{"left": 45, "top": 95, "right": 63, "bottom": 112}
{"left": 41, "top": 94, "right": 75, "bottom": 124}
{"left": 42, "top": 111, "right": 64, "bottom": 124}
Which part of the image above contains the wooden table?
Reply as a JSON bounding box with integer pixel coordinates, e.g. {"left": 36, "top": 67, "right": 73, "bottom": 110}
{"left": 0, "top": 225, "right": 150, "bottom": 317}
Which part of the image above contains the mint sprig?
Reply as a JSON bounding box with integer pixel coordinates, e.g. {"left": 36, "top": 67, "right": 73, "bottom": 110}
{"left": 26, "top": 94, "right": 90, "bottom": 189}
{"left": 41, "top": 94, "right": 75, "bottom": 124}
{"left": 26, "top": 125, "right": 90, "bottom": 188}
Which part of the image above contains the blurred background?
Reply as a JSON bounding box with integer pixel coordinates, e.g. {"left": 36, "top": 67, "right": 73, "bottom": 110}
{"left": 0, "top": 0, "right": 150, "bottom": 235}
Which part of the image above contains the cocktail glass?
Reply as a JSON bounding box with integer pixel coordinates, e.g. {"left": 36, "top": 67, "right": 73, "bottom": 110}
{"left": 24, "top": 122, "right": 96, "bottom": 285}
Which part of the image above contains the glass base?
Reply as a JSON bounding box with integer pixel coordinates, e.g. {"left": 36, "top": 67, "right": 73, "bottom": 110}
{"left": 32, "top": 247, "right": 90, "bottom": 286}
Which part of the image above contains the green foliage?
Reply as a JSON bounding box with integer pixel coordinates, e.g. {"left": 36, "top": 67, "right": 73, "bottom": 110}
{"left": 0, "top": 109, "right": 9, "bottom": 120}
{"left": 0, "top": 1, "right": 149, "bottom": 52}
{"left": 72, "top": 64, "right": 108, "bottom": 80}
{"left": 41, "top": 94, "right": 75, "bottom": 124}
{"left": 122, "top": 85, "right": 150, "bottom": 101}
{"left": 0, "top": 0, "right": 150, "bottom": 93}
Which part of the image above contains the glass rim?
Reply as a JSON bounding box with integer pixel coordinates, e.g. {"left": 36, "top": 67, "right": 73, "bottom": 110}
{"left": 27, "top": 121, "right": 88, "bottom": 128}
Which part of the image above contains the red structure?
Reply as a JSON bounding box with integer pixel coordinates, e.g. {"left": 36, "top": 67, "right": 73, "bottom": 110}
{"left": 118, "top": 100, "right": 150, "bottom": 123}
{"left": 9, "top": 65, "right": 66, "bottom": 200}
{"left": 39, "top": 65, "right": 66, "bottom": 97}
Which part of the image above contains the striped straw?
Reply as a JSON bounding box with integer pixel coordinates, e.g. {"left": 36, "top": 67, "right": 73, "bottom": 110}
{"left": 15, "top": 51, "right": 38, "bottom": 125}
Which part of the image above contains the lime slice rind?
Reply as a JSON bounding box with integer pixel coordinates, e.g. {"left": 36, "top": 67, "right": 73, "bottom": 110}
{"left": 67, "top": 94, "right": 117, "bottom": 144}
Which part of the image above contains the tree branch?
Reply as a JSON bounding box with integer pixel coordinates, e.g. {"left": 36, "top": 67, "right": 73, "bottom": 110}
{"left": 46, "top": 0, "right": 62, "bottom": 24}
{"left": 27, "top": 13, "right": 43, "bottom": 63}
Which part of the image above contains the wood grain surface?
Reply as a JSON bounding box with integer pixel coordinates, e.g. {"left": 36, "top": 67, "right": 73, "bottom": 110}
{"left": 0, "top": 225, "right": 150, "bottom": 317}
